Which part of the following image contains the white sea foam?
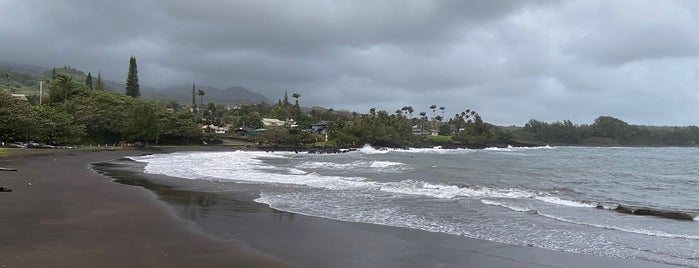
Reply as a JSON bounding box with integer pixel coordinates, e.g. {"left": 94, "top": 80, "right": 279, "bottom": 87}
{"left": 369, "top": 161, "right": 404, "bottom": 168}
{"left": 298, "top": 160, "right": 409, "bottom": 171}
{"left": 536, "top": 212, "right": 699, "bottom": 240}
{"left": 403, "top": 147, "right": 474, "bottom": 154}
{"left": 131, "top": 151, "right": 597, "bottom": 209}
{"left": 484, "top": 145, "right": 554, "bottom": 152}
{"left": 481, "top": 199, "right": 534, "bottom": 212}
{"left": 535, "top": 196, "right": 596, "bottom": 208}
{"left": 359, "top": 144, "right": 392, "bottom": 154}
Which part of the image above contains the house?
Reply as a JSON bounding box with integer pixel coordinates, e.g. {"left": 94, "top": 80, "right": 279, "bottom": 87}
{"left": 411, "top": 125, "right": 431, "bottom": 135}
{"left": 11, "top": 94, "right": 27, "bottom": 101}
{"left": 311, "top": 121, "right": 330, "bottom": 134}
{"left": 201, "top": 124, "right": 229, "bottom": 134}
{"left": 262, "top": 118, "right": 285, "bottom": 127}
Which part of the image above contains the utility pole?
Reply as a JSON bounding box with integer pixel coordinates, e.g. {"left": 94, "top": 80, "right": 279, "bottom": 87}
{"left": 39, "top": 81, "right": 43, "bottom": 105}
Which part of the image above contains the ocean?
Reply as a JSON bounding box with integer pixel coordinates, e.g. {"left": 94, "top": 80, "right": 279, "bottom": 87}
{"left": 122, "top": 146, "right": 698, "bottom": 267}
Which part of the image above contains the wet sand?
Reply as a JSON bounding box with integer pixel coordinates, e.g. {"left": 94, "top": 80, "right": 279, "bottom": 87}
{"left": 1, "top": 148, "right": 676, "bottom": 267}
{"left": 0, "top": 149, "right": 293, "bottom": 267}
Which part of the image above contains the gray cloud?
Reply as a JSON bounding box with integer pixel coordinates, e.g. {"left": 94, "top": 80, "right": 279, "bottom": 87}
{"left": 1, "top": 0, "right": 698, "bottom": 126}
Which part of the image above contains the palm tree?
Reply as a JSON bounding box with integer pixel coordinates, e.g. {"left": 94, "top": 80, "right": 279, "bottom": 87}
{"left": 196, "top": 89, "right": 205, "bottom": 109}
{"left": 292, "top": 92, "right": 301, "bottom": 105}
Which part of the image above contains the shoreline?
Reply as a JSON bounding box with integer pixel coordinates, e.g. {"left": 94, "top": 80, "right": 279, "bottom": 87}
{"left": 0, "top": 149, "right": 293, "bottom": 268}
{"left": 1, "top": 148, "right": 679, "bottom": 267}
{"left": 99, "top": 149, "right": 677, "bottom": 268}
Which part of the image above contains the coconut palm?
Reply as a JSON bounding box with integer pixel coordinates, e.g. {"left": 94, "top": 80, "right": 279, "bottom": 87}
{"left": 196, "top": 89, "right": 205, "bottom": 113}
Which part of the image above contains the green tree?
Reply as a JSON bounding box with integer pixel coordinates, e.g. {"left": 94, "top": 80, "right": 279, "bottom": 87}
{"left": 239, "top": 111, "right": 264, "bottom": 129}
{"left": 125, "top": 56, "right": 140, "bottom": 98}
{"left": 0, "top": 91, "right": 38, "bottom": 142}
{"left": 291, "top": 93, "right": 302, "bottom": 120}
{"left": 268, "top": 105, "right": 290, "bottom": 120}
{"left": 34, "top": 105, "right": 86, "bottom": 144}
{"left": 158, "top": 111, "right": 201, "bottom": 144}
{"left": 191, "top": 84, "right": 196, "bottom": 110}
{"left": 95, "top": 71, "right": 104, "bottom": 91}
{"left": 197, "top": 89, "right": 205, "bottom": 108}
{"left": 48, "top": 74, "right": 88, "bottom": 104}
{"left": 125, "top": 102, "right": 160, "bottom": 143}
{"left": 63, "top": 90, "right": 134, "bottom": 143}
{"left": 85, "top": 72, "right": 93, "bottom": 89}
{"left": 4, "top": 71, "right": 10, "bottom": 91}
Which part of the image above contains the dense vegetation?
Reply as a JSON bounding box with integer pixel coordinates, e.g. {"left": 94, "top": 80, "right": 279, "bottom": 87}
{"left": 2, "top": 62, "right": 699, "bottom": 148}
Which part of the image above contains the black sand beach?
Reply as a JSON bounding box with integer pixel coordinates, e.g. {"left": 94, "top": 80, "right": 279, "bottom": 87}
{"left": 1, "top": 148, "right": 676, "bottom": 267}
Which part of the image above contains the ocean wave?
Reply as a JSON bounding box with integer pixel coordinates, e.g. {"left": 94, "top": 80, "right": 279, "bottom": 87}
{"left": 358, "top": 144, "right": 392, "bottom": 154}
{"left": 298, "top": 160, "right": 410, "bottom": 172}
{"left": 369, "top": 161, "right": 405, "bottom": 168}
{"left": 536, "top": 211, "right": 699, "bottom": 240}
{"left": 534, "top": 196, "right": 596, "bottom": 208}
{"left": 403, "top": 147, "right": 475, "bottom": 154}
{"left": 480, "top": 199, "right": 534, "bottom": 212}
{"left": 483, "top": 145, "right": 554, "bottom": 152}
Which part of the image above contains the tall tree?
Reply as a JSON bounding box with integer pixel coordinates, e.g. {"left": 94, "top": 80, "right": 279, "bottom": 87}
{"left": 292, "top": 92, "right": 301, "bottom": 105}
{"left": 283, "top": 90, "right": 290, "bottom": 105}
{"left": 95, "top": 71, "right": 104, "bottom": 91}
{"left": 125, "top": 56, "right": 140, "bottom": 98}
{"left": 191, "top": 84, "right": 196, "bottom": 111}
{"left": 85, "top": 72, "right": 93, "bottom": 89}
{"left": 3, "top": 71, "right": 10, "bottom": 90}
{"left": 196, "top": 89, "right": 205, "bottom": 109}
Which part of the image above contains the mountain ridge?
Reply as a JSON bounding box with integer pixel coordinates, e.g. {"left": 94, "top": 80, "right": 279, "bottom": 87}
{"left": 0, "top": 62, "right": 272, "bottom": 105}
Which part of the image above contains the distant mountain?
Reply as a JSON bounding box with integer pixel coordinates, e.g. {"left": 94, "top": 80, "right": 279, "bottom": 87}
{"left": 146, "top": 85, "right": 272, "bottom": 106}
{"left": 0, "top": 62, "right": 49, "bottom": 75}
{"left": 1, "top": 62, "right": 271, "bottom": 105}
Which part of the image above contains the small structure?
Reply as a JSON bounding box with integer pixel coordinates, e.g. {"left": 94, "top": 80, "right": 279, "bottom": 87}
{"left": 11, "top": 94, "right": 27, "bottom": 101}
{"left": 262, "top": 118, "right": 285, "bottom": 127}
{"left": 411, "top": 125, "right": 431, "bottom": 135}
{"left": 310, "top": 121, "right": 331, "bottom": 134}
{"left": 201, "top": 124, "right": 229, "bottom": 134}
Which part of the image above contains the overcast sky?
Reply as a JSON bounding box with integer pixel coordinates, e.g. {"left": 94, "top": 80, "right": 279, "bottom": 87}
{"left": 1, "top": 0, "right": 698, "bottom": 126}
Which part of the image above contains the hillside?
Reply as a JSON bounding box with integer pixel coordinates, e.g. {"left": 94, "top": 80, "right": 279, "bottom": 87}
{"left": 148, "top": 85, "right": 271, "bottom": 106}
{"left": 1, "top": 62, "right": 271, "bottom": 105}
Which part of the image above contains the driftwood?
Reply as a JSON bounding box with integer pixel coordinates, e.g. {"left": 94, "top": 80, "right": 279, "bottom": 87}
{"left": 0, "top": 167, "right": 18, "bottom": 172}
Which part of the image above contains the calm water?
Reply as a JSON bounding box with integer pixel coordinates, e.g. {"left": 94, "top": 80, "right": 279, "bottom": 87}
{"left": 128, "top": 146, "right": 699, "bottom": 267}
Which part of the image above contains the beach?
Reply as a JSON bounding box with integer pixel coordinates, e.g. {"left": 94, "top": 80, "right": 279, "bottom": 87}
{"left": 0, "top": 149, "right": 292, "bottom": 268}
{"left": 1, "top": 148, "right": 679, "bottom": 267}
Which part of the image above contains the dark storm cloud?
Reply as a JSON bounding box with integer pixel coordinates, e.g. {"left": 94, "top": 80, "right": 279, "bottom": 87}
{"left": 1, "top": 0, "right": 698, "bottom": 125}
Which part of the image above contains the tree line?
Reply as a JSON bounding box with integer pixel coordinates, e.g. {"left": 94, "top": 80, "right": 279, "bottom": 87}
{"left": 2, "top": 58, "right": 699, "bottom": 148}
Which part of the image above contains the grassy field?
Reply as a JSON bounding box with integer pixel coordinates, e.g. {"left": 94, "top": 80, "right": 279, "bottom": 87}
{"left": 425, "top": 135, "right": 452, "bottom": 143}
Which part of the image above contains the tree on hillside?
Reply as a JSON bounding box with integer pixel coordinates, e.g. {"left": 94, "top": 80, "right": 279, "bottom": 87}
{"left": 283, "top": 90, "right": 290, "bottom": 105}
{"left": 95, "top": 71, "right": 104, "bottom": 91}
{"left": 290, "top": 93, "right": 303, "bottom": 121}
{"left": 292, "top": 92, "right": 301, "bottom": 105}
{"left": 269, "top": 105, "right": 290, "bottom": 120}
{"left": 85, "top": 72, "right": 93, "bottom": 89}
{"left": 49, "top": 74, "right": 87, "bottom": 104}
{"left": 4, "top": 71, "right": 10, "bottom": 91}
{"left": 197, "top": 89, "right": 205, "bottom": 109}
{"left": 191, "top": 84, "right": 196, "bottom": 110}
{"left": 429, "top": 104, "right": 437, "bottom": 118}
{"left": 125, "top": 56, "right": 140, "bottom": 98}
